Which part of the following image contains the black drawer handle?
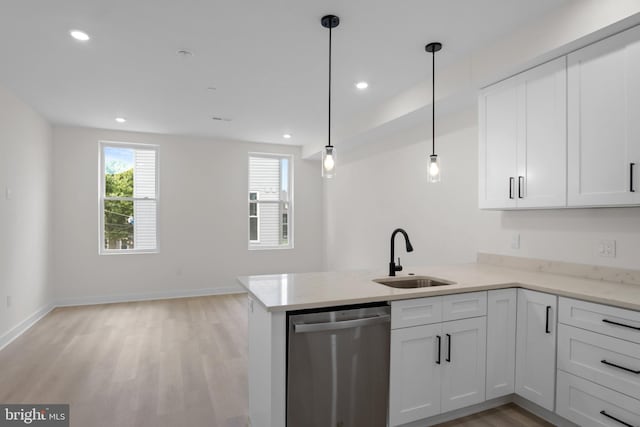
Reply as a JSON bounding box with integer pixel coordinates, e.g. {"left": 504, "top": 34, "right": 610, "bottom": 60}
{"left": 545, "top": 306, "right": 551, "bottom": 334}
{"left": 518, "top": 176, "right": 524, "bottom": 199}
{"left": 436, "top": 335, "right": 441, "bottom": 365}
{"left": 631, "top": 163, "right": 636, "bottom": 193}
{"left": 603, "top": 318, "right": 640, "bottom": 331}
{"left": 446, "top": 333, "right": 451, "bottom": 363}
{"left": 509, "top": 177, "right": 514, "bottom": 199}
{"left": 601, "top": 359, "right": 640, "bottom": 375}
{"left": 600, "top": 410, "right": 635, "bottom": 427}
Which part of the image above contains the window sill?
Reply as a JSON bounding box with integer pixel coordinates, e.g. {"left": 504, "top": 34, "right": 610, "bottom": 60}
{"left": 99, "top": 250, "right": 160, "bottom": 256}
{"left": 248, "top": 245, "right": 293, "bottom": 251}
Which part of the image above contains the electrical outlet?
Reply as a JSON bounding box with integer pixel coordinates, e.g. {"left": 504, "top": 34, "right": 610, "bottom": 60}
{"left": 597, "top": 240, "right": 616, "bottom": 258}
{"left": 511, "top": 233, "right": 520, "bottom": 250}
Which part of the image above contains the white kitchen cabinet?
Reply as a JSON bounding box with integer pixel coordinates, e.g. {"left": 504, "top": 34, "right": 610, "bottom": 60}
{"left": 568, "top": 25, "right": 640, "bottom": 207}
{"left": 389, "top": 293, "right": 487, "bottom": 426}
{"left": 486, "top": 289, "right": 517, "bottom": 399}
{"left": 441, "top": 317, "right": 487, "bottom": 413}
{"left": 389, "top": 323, "right": 442, "bottom": 426}
{"left": 479, "top": 57, "right": 567, "bottom": 209}
{"left": 515, "top": 289, "right": 557, "bottom": 411}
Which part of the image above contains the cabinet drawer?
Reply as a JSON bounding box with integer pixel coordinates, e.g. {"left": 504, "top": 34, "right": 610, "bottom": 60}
{"left": 442, "top": 292, "right": 487, "bottom": 321}
{"left": 558, "top": 324, "right": 640, "bottom": 400}
{"left": 559, "top": 297, "right": 640, "bottom": 344}
{"left": 557, "top": 370, "right": 640, "bottom": 427}
{"left": 391, "top": 297, "right": 442, "bottom": 329}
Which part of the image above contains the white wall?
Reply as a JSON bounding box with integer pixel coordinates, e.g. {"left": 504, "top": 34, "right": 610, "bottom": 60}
{"left": 52, "top": 127, "right": 324, "bottom": 304}
{"left": 325, "top": 109, "right": 640, "bottom": 272}
{"left": 0, "top": 85, "right": 52, "bottom": 344}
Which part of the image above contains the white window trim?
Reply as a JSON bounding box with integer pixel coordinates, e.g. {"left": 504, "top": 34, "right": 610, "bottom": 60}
{"left": 249, "top": 191, "right": 260, "bottom": 243}
{"left": 248, "top": 152, "right": 294, "bottom": 251}
{"left": 98, "top": 140, "right": 160, "bottom": 255}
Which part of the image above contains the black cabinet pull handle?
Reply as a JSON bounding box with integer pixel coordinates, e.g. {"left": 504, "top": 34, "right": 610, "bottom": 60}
{"left": 545, "top": 306, "right": 551, "bottom": 334}
{"left": 436, "top": 335, "right": 441, "bottom": 365}
{"left": 600, "top": 410, "right": 635, "bottom": 427}
{"left": 509, "top": 177, "right": 514, "bottom": 199}
{"left": 446, "top": 333, "right": 451, "bottom": 363}
{"left": 518, "top": 176, "right": 524, "bottom": 199}
{"left": 601, "top": 359, "right": 640, "bottom": 374}
{"left": 631, "top": 163, "right": 636, "bottom": 193}
{"left": 602, "top": 318, "right": 640, "bottom": 331}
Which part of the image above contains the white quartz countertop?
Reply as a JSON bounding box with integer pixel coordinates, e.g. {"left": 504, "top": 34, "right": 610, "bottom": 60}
{"left": 237, "top": 263, "right": 640, "bottom": 312}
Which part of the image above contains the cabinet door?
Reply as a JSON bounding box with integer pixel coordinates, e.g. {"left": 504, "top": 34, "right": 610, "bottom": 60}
{"left": 486, "top": 289, "right": 517, "bottom": 399}
{"left": 479, "top": 77, "right": 518, "bottom": 209}
{"left": 441, "top": 317, "right": 487, "bottom": 413}
{"left": 515, "top": 289, "right": 557, "bottom": 411}
{"left": 389, "top": 324, "right": 442, "bottom": 426}
{"left": 517, "top": 57, "right": 567, "bottom": 208}
{"left": 568, "top": 25, "right": 640, "bottom": 206}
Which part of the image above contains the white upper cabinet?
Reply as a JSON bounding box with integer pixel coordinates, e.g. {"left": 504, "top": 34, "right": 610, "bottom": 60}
{"left": 568, "top": 25, "right": 640, "bottom": 206}
{"left": 479, "top": 57, "right": 567, "bottom": 209}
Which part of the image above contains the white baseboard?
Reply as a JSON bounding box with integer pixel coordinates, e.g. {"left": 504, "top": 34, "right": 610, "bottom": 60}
{"left": 0, "top": 302, "right": 55, "bottom": 352}
{"left": 0, "top": 286, "right": 247, "bottom": 353}
{"left": 55, "top": 285, "right": 246, "bottom": 307}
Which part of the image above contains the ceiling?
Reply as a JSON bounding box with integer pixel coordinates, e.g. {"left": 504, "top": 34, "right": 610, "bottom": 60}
{"left": 0, "top": 0, "right": 570, "bottom": 150}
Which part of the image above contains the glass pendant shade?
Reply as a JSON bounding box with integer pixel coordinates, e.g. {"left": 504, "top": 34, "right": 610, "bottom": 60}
{"left": 428, "top": 154, "right": 441, "bottom": 183}
{"left": 322, "top": 145, "right": 336, "bottom": 178}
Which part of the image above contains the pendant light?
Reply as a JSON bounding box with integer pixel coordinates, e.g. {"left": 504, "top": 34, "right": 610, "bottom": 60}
{"left": 426, "top": 42, "right": 442, "bottom": 183}
{"left": 321, "top": 15, "right": 339, "bottom": 178}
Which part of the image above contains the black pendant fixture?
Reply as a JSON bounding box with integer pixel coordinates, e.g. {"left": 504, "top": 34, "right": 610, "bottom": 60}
{"left": 321, "top": 14, "right": 339, "bottom": 178}
{"left": 426, "top": 42, "right": 442, "bottom": 183}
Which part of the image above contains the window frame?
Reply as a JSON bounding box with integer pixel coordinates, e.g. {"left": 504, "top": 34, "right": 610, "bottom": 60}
{"left": 98, "top": 140, "right": 160, "bottom": 255}
{"left": 247, "top": 152, "right": 294, "bottom": 250}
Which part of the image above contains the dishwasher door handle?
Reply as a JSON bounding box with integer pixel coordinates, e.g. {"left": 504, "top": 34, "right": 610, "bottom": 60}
{"left": 293, "top": 314, "right": 390, "bottom": 333}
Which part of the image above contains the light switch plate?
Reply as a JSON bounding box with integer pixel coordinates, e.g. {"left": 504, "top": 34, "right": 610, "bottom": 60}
{"left": 4, "top": 187, "right": 11, "bottom": 200}
{"left": 511, "top": 233, "right": 520, "bottom": 250}
{"left": 597, "top": 240, "right": 616, "bottom": 258}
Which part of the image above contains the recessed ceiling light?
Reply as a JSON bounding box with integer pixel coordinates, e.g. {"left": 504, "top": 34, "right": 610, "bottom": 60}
{"left": 355, "top": 81, "right": 369, "bottom": 90}
{"left": 283, "top": 134, "right": 292, "bottom": 139}
{"left": 70, "top": 30, "right": 90, "bottom": 41}
{"left": 115, "top": 117, "right": 127, "bottom": 123}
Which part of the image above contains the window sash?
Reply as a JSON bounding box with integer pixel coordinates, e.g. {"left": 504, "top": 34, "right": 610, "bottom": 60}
{"left": 248, "top": 153, "right": 293, "bottom": 250}
{"left": 99, "top": 141, "right": 159, "bottom": 254}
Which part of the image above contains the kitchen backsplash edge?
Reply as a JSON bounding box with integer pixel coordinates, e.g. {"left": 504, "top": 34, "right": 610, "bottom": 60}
{"left": 477, "top": 253, "right": 640, "bottom": 286}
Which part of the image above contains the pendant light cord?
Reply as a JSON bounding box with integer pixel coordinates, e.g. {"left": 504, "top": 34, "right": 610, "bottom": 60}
{"left": 328, "top": 25, "right": 333, "bottom": 148}
{"left": 431, "top": 48, "right": 435, "bottom": 156}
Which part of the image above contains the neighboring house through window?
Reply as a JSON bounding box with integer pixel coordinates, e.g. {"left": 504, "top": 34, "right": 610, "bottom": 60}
{"left": 248, "top": 153, "right": 292, "bottom": 249}
{"left": 99, "top": 141, "right": 159, "bottom": 254}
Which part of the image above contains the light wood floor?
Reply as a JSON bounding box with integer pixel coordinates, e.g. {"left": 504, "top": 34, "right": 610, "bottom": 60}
{"left": 1, "top": 294, "right": 554, "bottom": 427}
{"left": 0, "top": 294, "right": 248, "bottom": 427}
{"left": 435, "top": 403, "right": 554, "bottom": 427}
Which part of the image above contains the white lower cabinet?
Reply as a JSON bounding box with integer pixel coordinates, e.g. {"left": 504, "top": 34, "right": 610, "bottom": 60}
{"left": 557, "top": 371, "right": 640, "bottom": 427}
{"left": 515, "top": 289, "right": 557, "bottom": 411}
{"left": 389, "top": 323, "right": 443, "bottom": 425}
{"left": 486, "top": 289, "right": 517, "bottom": 399}
{"left": 389, "top": 302, "right": 486, "bottom": 427}
{"left": 441, "top": 317, "right": 487, "bottom": 413}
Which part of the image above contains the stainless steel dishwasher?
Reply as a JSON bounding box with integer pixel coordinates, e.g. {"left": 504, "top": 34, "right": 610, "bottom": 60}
{"left": 287, "top": 304, "right": 391, "bottom": 427}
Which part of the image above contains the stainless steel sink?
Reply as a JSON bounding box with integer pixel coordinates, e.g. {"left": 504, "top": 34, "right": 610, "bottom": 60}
{"left": 373, "top": 275, "right": 455, "bottom": 289}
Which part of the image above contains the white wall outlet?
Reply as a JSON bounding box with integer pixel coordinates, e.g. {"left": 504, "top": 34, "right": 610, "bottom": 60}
{"left": 597, "top": 240, "right": 616, "bottom": 258}
{"left": 511, "top": 233, "right": 520, "bottom": 250}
